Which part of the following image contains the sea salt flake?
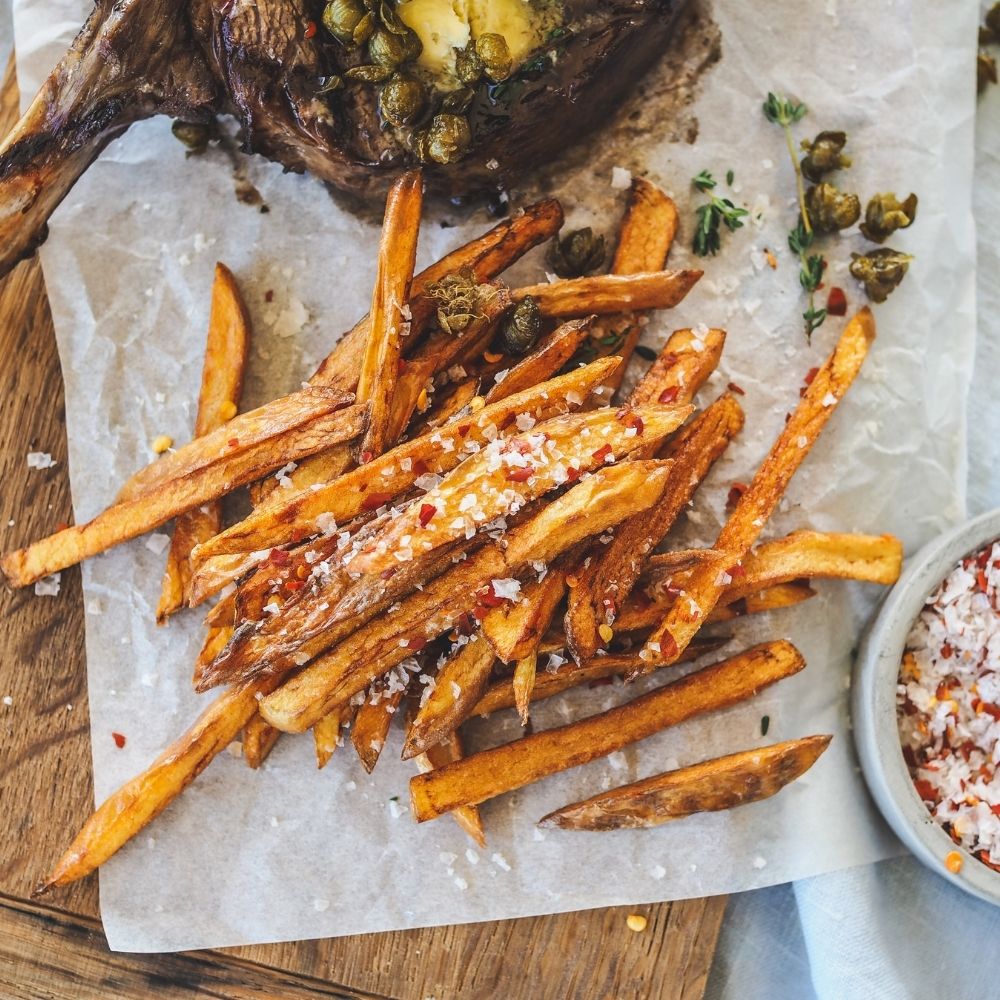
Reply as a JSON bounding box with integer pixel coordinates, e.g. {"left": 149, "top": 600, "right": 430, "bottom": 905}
{"left": 145, "top": 533, "right": 171, "bottom": 555}
{"left": 34, "top": 574, "right": 61, "bottom": 597}
{"left": 26, "top": 451, "right": 56, "bottom": 470}
{"left": 611, "top": 166, "right": 632, "bottom": 189}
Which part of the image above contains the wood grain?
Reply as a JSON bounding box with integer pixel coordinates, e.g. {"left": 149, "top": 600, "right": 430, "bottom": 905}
{"left": 0, "top": 54, "right": 726, "bottom": 1000}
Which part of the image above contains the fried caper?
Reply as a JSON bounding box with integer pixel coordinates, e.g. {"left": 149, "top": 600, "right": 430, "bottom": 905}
{"left": 345, "top": 63, "right": 393, "bottom": 83}
{"left": 441, "top": 87, "right": 475, "bottom": 114}
{"left": 427, "top": 269, "right": 492, "bottom": 336}
{"left": 799, "top": 130, "right": 852, "bottom": 183}
{"left": 379, "top": 76, "right": 426, "bottom": 126}
{"left": 547, "top": 227, "right": 607, "bottom": 278}
{"left": 859, "top": 192, "right": 918, "bottom": 243}
{"left": 171, "top": 120, "right": 212, "bottom": 153}
{"left": 323, "top": 0, "right": 366, "bottom": 44}
{"left": 455, "top": 44, "right": 485, "bottom": 85}
{"left": 369, "top": 27, "right": 411, "bottom": 68}
{"left": 979, "top": 52, "right": 998, "bottom": 94}
{"left": 502, "top": 296, "right": 543, "bottom": 354}
{"left": 475, "top": 33, "right": 513, "bottom": 82}
{"left": 805, "top": 182, "right": 861, "bottom": 234}
{"left": 849, "top": 248, "right": 913, "bottom": 303}
{"left": 423, "top": 114, "right": 472, "bottom": 165}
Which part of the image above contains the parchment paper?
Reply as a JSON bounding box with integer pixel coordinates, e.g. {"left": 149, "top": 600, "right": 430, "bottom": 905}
{"left": 11, "top": 0, "right": 979, "bottom": 952}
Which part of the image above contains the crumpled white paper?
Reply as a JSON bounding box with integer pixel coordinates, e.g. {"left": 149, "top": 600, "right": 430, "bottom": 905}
{"left": 11, "top": 0, "right": 979, "bottom": 952}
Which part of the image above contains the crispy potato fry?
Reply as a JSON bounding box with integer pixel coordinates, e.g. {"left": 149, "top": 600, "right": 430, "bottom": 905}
{"left": 352, "top": 680, "right": 410, "bottom": 773}
{"left": 514, "top": 270, "right": 701, "bottom": 318}
{"left": 709, "top": 582, "right": 817, "bottom": 620}
{"left": 471, "top": 639, "right": 726, "bottom": 719}
{"left": 190, "top": 550, "right": 274, "bottom": 610}
{"left": 414, "top": 729, "right": 486, "bottom": 848}
{"left": 627, "top": 327, "right": 726, "bottom": 411}
{"left": 313, "top": 707, "right": 344, "bottom": 769}
{"left": 564, "top": 393, "right": 744, "bottom": 660}
{"left": 157, "top": 263, "right": 251, "bottom": 621}
{"left": 1, "top": 403, "right": 366, "bottom": 588}
{"left": 638, "top": 308, "right": 877, "bottom": 671}
{"left": 191, "top": 356, "right": 621, "bottom": 561}
{"left": 512, "top": 651, "right": 538, "bottom": 725}
{"left": 192, "top": 625, "right": 232, "bottom": 689}
{"left": 258, "top": 461, "right": 676, "bottom": 733}
{"left": 38, "top": 677, "right": 278, "bottom": 893}
{"left": 402, "top": 635, "right": 496, "bottom": 760}
{"left": 242, "top": 711, "right": 281, "bottom": 770}
{"left": 409, "top": 640, "right": 805, "bottom": 822}
{"left": 249, "top": 443, "right": 355, "bottom": 509}
{"left": 538, "top": 735, "right": 832, "bottom": 830}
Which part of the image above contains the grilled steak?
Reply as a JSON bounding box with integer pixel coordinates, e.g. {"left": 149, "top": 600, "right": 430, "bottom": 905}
{"left": 0, "top": 0, "right": 688, "bottom": 277}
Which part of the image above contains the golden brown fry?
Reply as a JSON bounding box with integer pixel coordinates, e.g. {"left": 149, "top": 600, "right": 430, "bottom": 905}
{"left": 638, "top": 308, "right": 877, "bottom": 671}
{"left": 512, "top": 651, "right": 538, "bottom": 725}
{"left": 190, "top": 550, "right": 275, "bottom": 611}
{"left": 192, "top": 625, "right": 232, "bottom": 689}
{"left": 514, "top": 270, "right": 701, "bottom": 318}
{"left": 356, "top": 171, "right": 423, "bottom": 459}
{"left": 564, "top": 394, "right": 744, "bottom": 660}
{"left": 627, "top": 327, "right": 726, "bottom": 410}
{"left": 352, "top": 681, "right": 409, "bottom": 773}
{"left": 37, "top": 677, "right": 278, "bottom": 893}
{"left": 157, "top": 263, "right": 251, "bottom": 621}
{"left": 402, "top": 636, "right": 496, "bottom": 760}
{"left": 538, "top": 735, "right": 832, "bottom": 830}
{"left": 243, "top": 711, "right": 281, "bottom": 770}
{"left": 414, "top": 729, "right": 486, "bottom": 848}
{"left": 409, "top": 640, "right": 806, "bottom": 822}
{"left": 1, "top": 403, "right": 365, "bottom": 589}
{"left": 709, "top": 582, "right": 817, "bottom": 620}
{"left": 191, "top": 357, "right": 621, "bottom": 561}
{"left": 313, "top": 707, "right": 344, "bottom": 769}
{"left": 258, "top": 460, "right": 675, "bottom": 733}
{"left": 249, "top": 443, "right": 354, "bottom": 509}
{"left": 421, "top": 377, "right": 482, "bottom": 429}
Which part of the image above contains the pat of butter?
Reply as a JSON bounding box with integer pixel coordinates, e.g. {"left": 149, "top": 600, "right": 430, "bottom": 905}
{"left": 398, "top": 0, "right": 471, "bottom": 76}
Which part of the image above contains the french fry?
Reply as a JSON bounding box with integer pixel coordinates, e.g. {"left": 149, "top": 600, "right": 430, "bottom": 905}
{"left": 37, "top": 677, "right": 278, "bottom": 893}
{"left": 352, "top": 677, "right": 410, "bottom": 773}
{"left": 637, "top": 308, "right": 877, "bottom": 672}
{"left": 538, "top": 735, "right": 832, "bottom": 830}
{"left": 190, "top": 356, "right": 621, "bottom": 562}
{"left": 420, "top": 378, "right": 482, "bottom": 430}
{"left": 258, "top": 461, "right": 676, "bottom": 733}
{"left": 471, "top": 639, "right": 726, "bottom": 719}
{"left": 192, "top": 625, "right": 232, "bottom": 689}
{"left": 313, "top": 707, "right": 344, "bottom": 769}
{"left": 564, "top": 393, "right": 744, "bottom": 660}
{"left": 1, "top": 403, "right": 366, "bottom": 589}
{"left": 409, "top": 640, "right": 806, "bottom": 822}
{"left": 514, "top": 270, "right": 701, "bottom": 318}
{"left": 157, "top": 263, "right": 251, "bottom": 621}
{"left": 414, "top": 729, "right": 486, "bottom": 848}
{"left": 242, "top": 711, "right": 281, "bottom": 770}
{"left": 709, "top": 582, "right": 817, "bottom": 620}
{"left": 402, "top": 635, "right": 496, "bottom": 760}
{"left": 189, "top": 549, "right": 275, "bottom": 610}
{"left": 627, "top": 327, "right": 726, "bottom": 411}
{"left": 512, "top": 651, "right": 538, "bottom": 725}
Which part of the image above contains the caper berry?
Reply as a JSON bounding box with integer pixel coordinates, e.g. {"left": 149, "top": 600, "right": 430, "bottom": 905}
{"left": 379, "top": 76, "right": 426, "bottom": 127}
{"left": 859, "top": 192, "right": 918, "bottom": 244}
{"left": 454, "top": 44, "right": 484, "bottom": 86}
{"left": 799, "top": 131, "right": 851, "bottom": 183}
{"left": 323, "top": 0, "right": 366, "bottom": 44}
{"left": 547, "top": 227, "right": 606, "bottom": 278}
{"left": 475, "top": 33, "right": 513, "bottom": 82}
{"left": 805, "top": 182, "right": 861, "bottom": 234}
{"left": 171, "top": 120, "right": 212, "bottom": 153}
{"left": 849, "top": 248, "right": 913, "bottom": 304}
{"left": 502, "top": 297, "right": 543, "bottom": 354}
{"left": 424, "top": 114, "right": 472, "bottom": 165}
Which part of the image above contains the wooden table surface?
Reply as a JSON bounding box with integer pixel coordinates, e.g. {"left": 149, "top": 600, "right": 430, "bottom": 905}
{"left": 0, "top": 56, "right": 727, "bottom": 1000}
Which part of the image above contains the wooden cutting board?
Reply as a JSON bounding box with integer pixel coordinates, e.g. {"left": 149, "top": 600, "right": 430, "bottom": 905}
{"left": 0, "top": 56, "right": 726, "bottom": 1000}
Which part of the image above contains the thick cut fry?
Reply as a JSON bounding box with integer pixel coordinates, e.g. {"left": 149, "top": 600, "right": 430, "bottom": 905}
{"left": 352, "top": 686, "right": 408, "bottom": 773}
{"left": 243, "top": 711, "right": 281, "bottom": 770}
{"left": 514, "top": 270, "right": 701, "bottom": 318}
{"left": 512, "top": 651, "right": 538, "bottom": 725}
{"left": 193, "top": 625, "right": 233, "bottom": 689}
{"left": 249, "top": 444, "right": 355, "bottom": 510}
{"left": 157, "top": 262, "right": 251, "bottom": 621}
{"left": 538, "top": 735, "right": 832, "bottom": 830}
{"left": 190, "top": 550, "right": 273, "bottom": 610}
{"left": 1, "top": 404, "right": 365, "bottom": 589}
{"left": 709, "top": 582, "right": 816, "bottom": 620}
{"left": 409, "top": 640, "right": 806, "bottom": 821}
{"left": 627, "top": 327, "right": 726, "bottom": 411}
{"left": 471, "top": 640, "right": 726, "bottom": 718}
{"left": 38, "top": 677, "right": 278, "bottom": 893}
{"left": 191, "top": 357, "right": 620, "bottom": 562}
{"left": 638, "top": 308, "right": 877, "bottom": 671}
{"left": 565, "top": 393, "right": 744, "bottom": 660}
{"left": 259, "top": 461, "right": 675, "bottom": 733}
{"left": 356, "top": 171, "right": 423, "bottom": 459}
{"left": 415, "top": 730, "right": 486, "bottom": 848}
{"left": 402, "top": 636, "right": 496, "bottom": 760}
{"left": 313, "top": 707, "right": 344, "bottom": 769}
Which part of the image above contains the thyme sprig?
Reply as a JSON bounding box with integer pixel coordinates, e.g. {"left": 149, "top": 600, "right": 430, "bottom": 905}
{"left": 691, "top": 170, "right": 748, "bottom": 257}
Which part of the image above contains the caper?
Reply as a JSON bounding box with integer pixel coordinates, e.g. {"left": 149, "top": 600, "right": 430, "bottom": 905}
{"left": 475, "top": 33, "right": 513, "bottom": 82}
{"left": 849, "top": 248, "right": 913, "bottom": 304}
{"left": 323, "top": 0, "right": 366, "bottom": 44}
{"left": 441, "top": 87, "right": 474, "bottom": 114}
{"left": 547, "top": 227, "right": 606, "bottom": 278}
{"left": 379, "top": 76, "right": 426, "bottom": 126}
{"left": 502, "top": 296, "right": 542, "bottom": 354}
{"left": 171, "top": 120, "right": 212, "bottom": 153}
{"left": 859, "top": 192, "right": 918, "bottom": 244}
{"left": 345, "top": 63, "right": 393, "bottom": 83}
{"left": 799, "top": 130, "right": 851, "bottom": 183}
{"left": 369, "top": 27, "right": 410, "bottom": 67}
{"left": 353, "top": 10, "right": 376, "bottom": 45}
{"left": 379, "top": 0, "right": 409, "bottom": 35}
{"left": 427, "top": 269, "right": 493, "bottom": 336}
{"left": 424, "top": 114, "right": 472, "bottom": 165}
{"left": 804, "top": 182, "right": 860, "bottom": 234}
{"left": 455, "top": 44, "right": 484, "bottom": 86}
{"left": 979, "top": 52, "right": 998, "bottom": 95}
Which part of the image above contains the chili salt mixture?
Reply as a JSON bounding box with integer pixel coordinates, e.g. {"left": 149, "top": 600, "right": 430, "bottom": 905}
{"left": 897, "top": 540, "right": 1000, "bottom": 872}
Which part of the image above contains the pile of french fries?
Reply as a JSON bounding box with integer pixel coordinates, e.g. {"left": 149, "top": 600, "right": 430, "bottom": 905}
{"left": 0, "top": 169, "right": 905, "bottom": 894}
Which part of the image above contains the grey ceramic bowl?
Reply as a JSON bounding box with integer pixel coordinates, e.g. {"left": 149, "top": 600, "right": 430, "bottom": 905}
{"left": 853, "top": 507, "right": 1000, "bottom": 906}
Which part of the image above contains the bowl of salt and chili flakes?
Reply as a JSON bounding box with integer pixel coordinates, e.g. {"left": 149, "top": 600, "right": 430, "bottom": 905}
{"left": 853, "top": 508, "right": 1000, "bottom": 905}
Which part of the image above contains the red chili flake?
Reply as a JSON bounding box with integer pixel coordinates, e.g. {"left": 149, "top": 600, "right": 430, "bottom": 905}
{"left": 726, "top": 482, "right": 748, "bottom": 509}
{"left": 419, "top": 503, "right": 437, "bottom": 527}
{"left": 457, "top": 423, "right": 471, "bottom": 436}
{"left": 804, "top": 366, "right": 820, "bottom": 385}
{"left": 361, "top": 491, "right": 393, "bottom": 511}
{"left": 941, "top": 642, "right": 954, "bottom": 659}
{"left": 112, "top": 732, "right": 127, "bottom": 749}
{"left": 826, "top": 286, "right": 847, "bottom": 316}
{"left": 977, "top": 570, "right": 989, "bottom": 592}
{"left": 664, "top": 582, "right": 684, "bottom": 599}
{"left": 913, "top": 778, "right": 936, "bottom": 802}
{"left": 304, "top": 19, "right": 317, "bottom": 37}
{"left": 658, "top": 386, "right": 680, "bottom": 405}
{"left": 613, "top": 410, "right": 645, "bottom": 435}
{"left": 228, "top": 437, "right": 240, "bottom": 448}
{"left": 728, "top": 563, "right": 746, "bottom": 578}
{"left": 592, "top": 444, "right": 613, "bottom": 463}
{"left": 268, "top": 548, "right": 290, "bottom": 566}
{"left": 284, "top": 580, "right": 305, "bottom": 593}
{"left": 566, "top": 466, "right": 581, "bottom": 482}
{"left": 456, "top": 612, "right": 476, "bottom": 635}
{"left": 726, "top": 382, "right": 745, "bottom": 396}
{"left": 602, "top": 596, "right": 618, "bottom": 616}
{"left": 659, "top": 629, "right": 679, "bottom": 660}
{"left": 54, "top": 521, "right": 70, "bottom": 533}
{"left": 935, "top": 681, "right": 949, "bottom": 701}
{"left": 477, "top": 584, "right": 505, "bottom": 608}
{"left": 658, "top": 351, "right": 680, "bottom": 367}
{"left": 982, "top": 703, "right": 1000, "bottom": 721}
{"left": 506, "top": 466, "right": 534, "bottom": 482}
{"left": 397, "top": 358, "right": 408, "bottom": 375}
{"left": 992, "top": 805, "right": 1000, "bottom": 817}
{"left": 902, "top": 744, "right": 918, "bottom": 767}
{"left": 784, "top": 413, "right": 792, "bottom": 424}
{"left": 264, "top": 289, "right": 274, "bottom": 303}
{"left": 978, "top": 548, "right": 991, "bottom": 568}
{"left": 360, "top": 449, "right": 374, "bottom": 464}
{"left": 412, "top": 458, "right": 429, "bottom": 476}
{"left": 379, "top": 567, "right": 397, "bottom": 581}
{"left": 405, "top": 635, "right": 428, "bottom": 652}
